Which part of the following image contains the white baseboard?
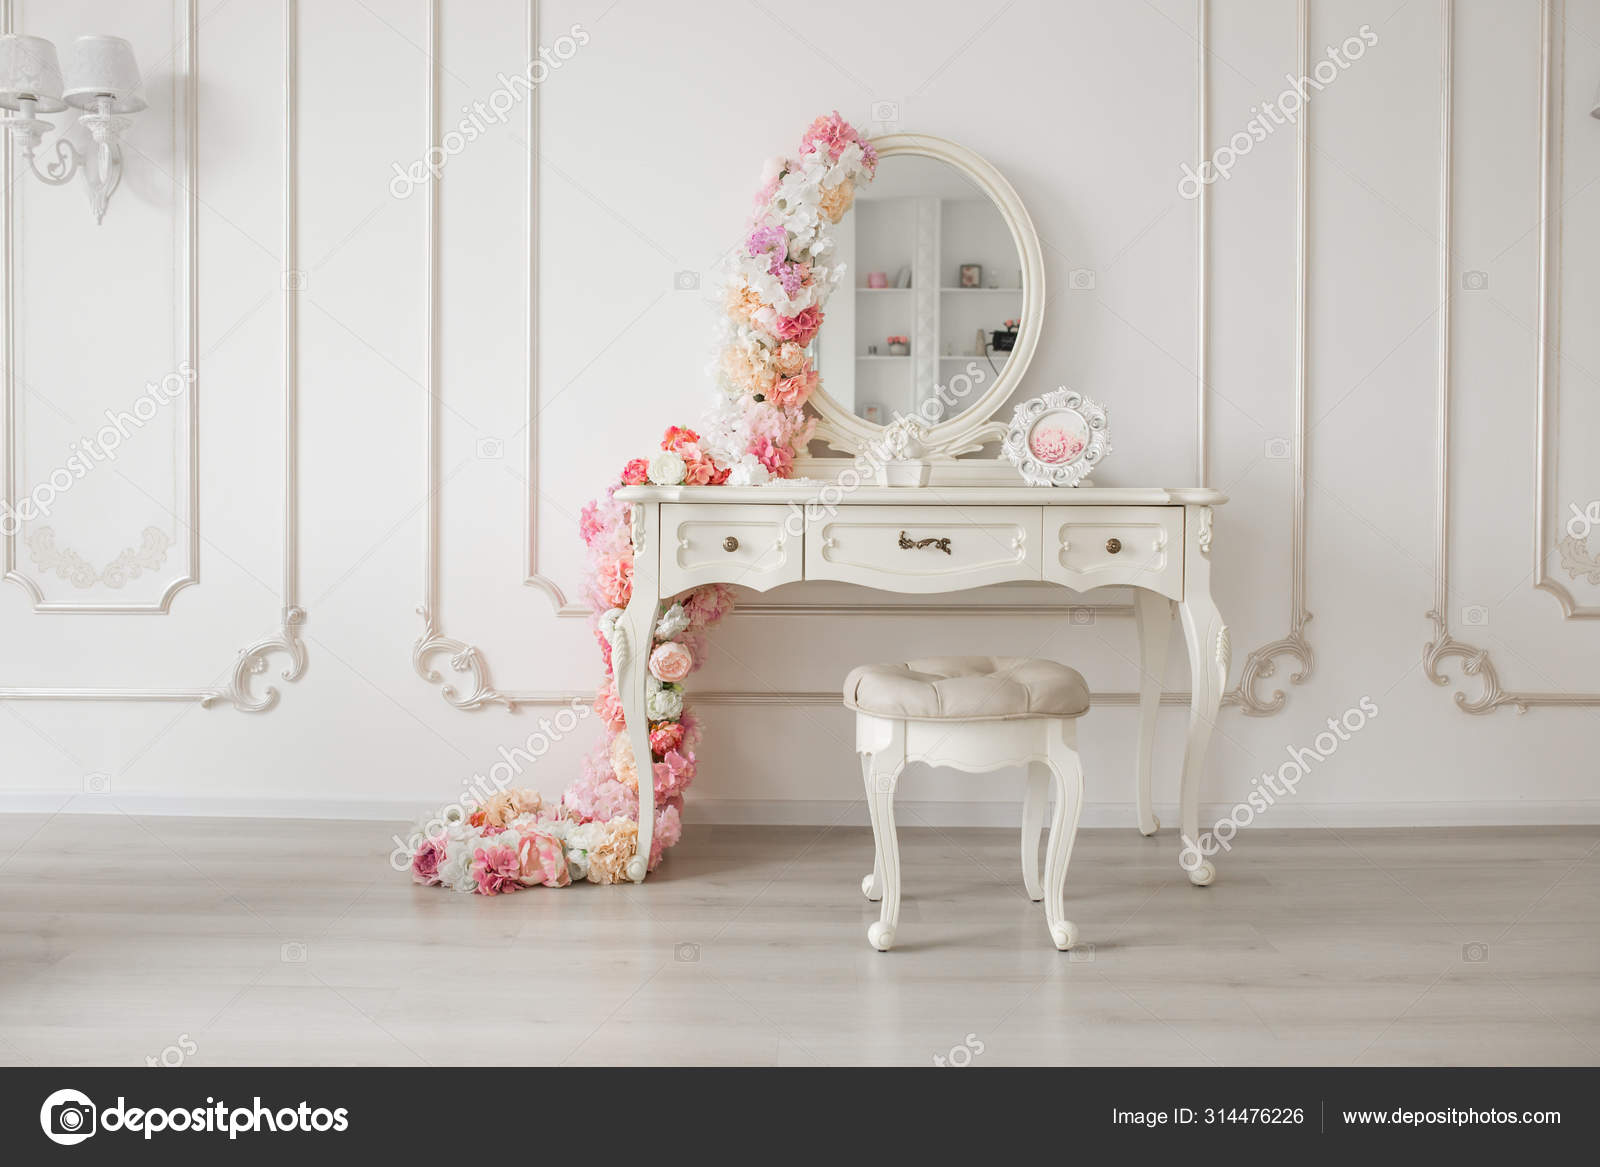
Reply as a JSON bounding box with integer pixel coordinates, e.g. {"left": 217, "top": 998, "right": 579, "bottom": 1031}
{"left": 2, "top": 792, "right": 1599, "bottom": 828}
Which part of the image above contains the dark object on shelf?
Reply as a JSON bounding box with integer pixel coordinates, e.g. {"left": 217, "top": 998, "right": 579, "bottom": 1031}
{"left": 991, "top": 328, "right": 1018, "bottom": 352}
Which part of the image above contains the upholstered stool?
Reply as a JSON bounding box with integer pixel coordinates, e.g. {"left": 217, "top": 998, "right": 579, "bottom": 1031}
{"left": 842, "top": 656, "right": 1090, "bottom": 952}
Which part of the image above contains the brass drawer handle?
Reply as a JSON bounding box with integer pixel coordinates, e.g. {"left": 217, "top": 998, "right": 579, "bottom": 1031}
{"left": 1105, "top": 538, "right": 1122, "bottom": 555}
{"left": 898, "top": 530, "right": 952, "bottom": 555}
{"left": 723, "top": 536, "right": 739, "bottom": 552}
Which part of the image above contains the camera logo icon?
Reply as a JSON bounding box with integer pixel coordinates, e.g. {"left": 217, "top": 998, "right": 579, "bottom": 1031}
{"left": 40, "top": 1088, "right": 97, "bottom": 1146}
{"left": 674, "top": 942, "right": 700, "bottom": 963}
{"left": 673, "top": 270, "right": 700, "bottom": 291}
{"left": 870, "top": 99, "right": 901, "bottom": 124}
{"left": 1069, "top": 606, "right": 1096, "bottom": 627}
{"left": 1264, "top": 437, "right": 1292, "bottom": 461}
{"left": 83, "top": 772, "right": 111, "bottom": 794}
{"left": 282, "top": 269, "right": 307, "bottom": 292}
{"left": 1462, "top": 941, "right": 1489, "bottom": 963}
{"left": 1068, "top": 268, "right": 1096, "bottom": 291}
{"left": 280, "top": 940, "right": 308, "bottom": 963}
{"left": 1461, "top": 604, "right": 1490, "bottom": 627}
{"left": 475, "top": 436, "right": 504, "bottom": 461}
{"left": 1461, "top": 270, "right": 1488, "bottom": 291}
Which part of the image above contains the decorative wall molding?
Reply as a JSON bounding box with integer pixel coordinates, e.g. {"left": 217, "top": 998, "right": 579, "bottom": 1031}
{"left": 0, "top": 0, "right": 307, "bottom": 711}
{"left": 1531, "top": 0, "right": 1596, "bottom": 619}
{"left": 2, "top": 0, "right": 198, "bottom": 614}
{"left": 425, "top": 0, "right": 1312, "bottom": 716}
{"left": 1423, "top": 0, "right": 1600, "bottom": 714}
{"left": 26, "top": 525, "right": 172, "bottom": 589}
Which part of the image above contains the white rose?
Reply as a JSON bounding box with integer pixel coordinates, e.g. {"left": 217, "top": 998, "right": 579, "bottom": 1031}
{"left": 647, "top": 451, "right": 686, "bottom": 486}
{"left": 438, "top": 829, "right": 480, "bottom": 893}
{"left": 646, "top": 685, "right": 684, "bottom": 721}
{"left": 598, "top": 607, "right": 625, "bottom": 643}
{"left": 655, "top": 603, "right": 689, "bottom": 640}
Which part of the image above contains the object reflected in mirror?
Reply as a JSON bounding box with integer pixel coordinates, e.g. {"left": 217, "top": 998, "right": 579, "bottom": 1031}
{"left": 811, "top": 152, "right": 1026, "bottom": 423}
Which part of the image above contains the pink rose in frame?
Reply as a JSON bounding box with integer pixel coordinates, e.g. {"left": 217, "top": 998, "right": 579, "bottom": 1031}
{"left": 648, "top": 641, "right": 694, "bottom": 683}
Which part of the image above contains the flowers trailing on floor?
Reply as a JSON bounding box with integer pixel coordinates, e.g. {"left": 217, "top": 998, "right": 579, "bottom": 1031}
{"left": 402, "top": 112, "right": 875, "bottom": 893}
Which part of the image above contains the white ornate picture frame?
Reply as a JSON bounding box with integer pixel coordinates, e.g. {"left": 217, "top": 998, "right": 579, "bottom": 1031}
{"left": 1000, "top": 388, "right": 1111, "bottom": 487}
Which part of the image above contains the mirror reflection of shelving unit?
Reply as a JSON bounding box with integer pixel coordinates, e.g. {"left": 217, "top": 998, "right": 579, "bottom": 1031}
{"left": 815, "top": 155, "right": 1023, "bottom": 424}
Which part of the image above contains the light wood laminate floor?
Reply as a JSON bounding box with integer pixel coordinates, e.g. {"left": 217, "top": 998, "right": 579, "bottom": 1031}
{"left": 1, "top": 814, "right": 1596, "bottom": 1066}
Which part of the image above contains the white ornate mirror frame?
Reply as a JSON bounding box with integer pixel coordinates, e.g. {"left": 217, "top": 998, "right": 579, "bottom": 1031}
{"left": 801, "top": 133, "right": 1046, "bottom": 474}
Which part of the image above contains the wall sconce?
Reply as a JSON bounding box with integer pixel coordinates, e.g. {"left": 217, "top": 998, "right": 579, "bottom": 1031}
{"left": 0, "top": 33, "right": 146, "bottom": 225}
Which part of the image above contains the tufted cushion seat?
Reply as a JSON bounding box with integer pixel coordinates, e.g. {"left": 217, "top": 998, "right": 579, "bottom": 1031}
{"left": 842, "top": 657, "right": 1091, "bottom": 722}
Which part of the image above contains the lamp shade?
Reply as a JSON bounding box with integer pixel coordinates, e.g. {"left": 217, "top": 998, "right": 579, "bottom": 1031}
{"left": 62, "top": 35, "right": 145, "bottom": 114}
{"left": 0, "top": 34, "right": 67, "bottom": 113}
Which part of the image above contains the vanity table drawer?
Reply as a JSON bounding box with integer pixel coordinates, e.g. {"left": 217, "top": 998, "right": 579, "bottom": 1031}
{"left": 1044, "top": 506, "right": 1184, "bottom": 600}
{"left": 807, "top": 506, "right": 1041, "bottom": 592}
{"left": 660, "top": 504, "right": 801, "bottom": 594}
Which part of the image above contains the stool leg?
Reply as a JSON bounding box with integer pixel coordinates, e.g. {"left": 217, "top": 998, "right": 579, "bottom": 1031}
{"left": 1043, "top": 722, "right": 1085, "bottom": 951}
{"left": 859, "top": 729, "right": 905, "bottom": 952}
{"left": 1020, "top": 762, "right": 1047, "bottom": 901}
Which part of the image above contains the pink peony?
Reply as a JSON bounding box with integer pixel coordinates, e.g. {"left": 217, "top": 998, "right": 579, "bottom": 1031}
{"left": 648, "top": 641, "right": 694, "bottom": 684}
{"left": 593, "top": 677, "right": 625, "bottom": 730}
{"left": 518, "top": 833, "right": 571, "bottom": 887}
{"left": 650, "top": 799, "right": 683, "bottom": 870}
{"left": 768, "top": 363, "right": 817, "bottom": 409}
{"left": 683, "top": 453, "right": 730, "bottom": 486}
{"left": 653, "top": 749, "right": 696, "bottom": 800}
{"left": 649, "top": 721, "right": 685, "bottom": 755}
{"left": 749, "top": 435, "right": 794, "bottom": 477}
{"left": 1028, "top": 426, "right": 1083, "bottom": 464}
{"left": 799, "top": 110, "right": 859, "bottom": 160}
{"left": 771, "top": 306, "right": 822, "bottom": 346}
{"left": 594, "top": 553, "right": 633, "bottom": 609}
{"left": 411, "top": 834, "right": 447, "bottom": 885}
{"left": 621, "top": 458, "right": 649, "bottom": 486}
{"left": 471, "top": 845, "right": 524, "bottom": 895}
{"left": 682, "top": 584, "right": 735, "bottom": 628}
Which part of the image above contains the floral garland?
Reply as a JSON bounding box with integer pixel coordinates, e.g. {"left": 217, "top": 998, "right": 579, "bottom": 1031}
{"left": 401, "top": 113, "right": 876, "bottom": 893}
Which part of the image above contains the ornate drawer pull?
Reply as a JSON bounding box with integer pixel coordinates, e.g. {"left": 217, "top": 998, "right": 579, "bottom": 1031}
{"left": 1105, "top": 538, "right": 1122, "bottom": 555}
{"left": 723, "top": 536, "right": 739, "bottom": 552}
{"left": 898, "top": 530, "right": 952, "bottom": 555}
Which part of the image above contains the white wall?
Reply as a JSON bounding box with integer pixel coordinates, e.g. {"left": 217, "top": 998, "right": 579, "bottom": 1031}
{"left": 2, "top": 0, "right": 1597, "bottom": 830}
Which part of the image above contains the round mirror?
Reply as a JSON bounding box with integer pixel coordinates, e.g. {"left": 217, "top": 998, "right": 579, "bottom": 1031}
{"left": 806, "top": 134, "right": 1044, "bottom": 461}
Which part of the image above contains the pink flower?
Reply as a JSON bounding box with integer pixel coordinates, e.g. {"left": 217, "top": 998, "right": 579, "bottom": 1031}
{"left": 653, "top": 749, "right": 696, "bottom": 799}
{"left": 471, "top": 845, "right": 524, "bottom": 895}
{"left": 650, "top": 799, "right": 683, "bottom": 870}
{"left": 683, "top": 453, "right": 730, "bottom": 486}
{"left": 770, "top": 305, "right": 822, "bottom": 346}
{"left": 593, "top": 677, "right": 625, "bottom": 731}
{"left": 610, "top": 732, "right": 640, "bottom": 790}
{"left": 649, "top": 641, "right": 694, "bottom": 683}
{"left": 753, "top": 155, "right": 788, "bottom": 206}
{"left": 518, "top": 833, "right": 571, "bottom": 887}
{"left": 799, "top": 110, "right": 859, "bottom": 160}
{"left": 749, "top": 435, "right": 794, "bottom": 477}
{"left": 746, "top": 225, "right": 786, "bottom": 266}
{"left": 682, "top": 584, "right": 735, "bottom": 628}
{"left": 661, "top": 425, "right": 702, "bottom": 454}
{"left": 410, "top": 834, "right": 447, "bottom": 885}
{"left": 649, "top": 721, "right": 685, "bottom": 755}
{"left": 768, "top": 363, "right": 817, "bottom": 409}
{"left": 594, "top": 553, "right": 633, "bottom": 609}
{"left": 1028, "top": 426, "right": 1083, "bottom": 464}
{"left": 621, "top": 458, "right": 649, "bottom": 486}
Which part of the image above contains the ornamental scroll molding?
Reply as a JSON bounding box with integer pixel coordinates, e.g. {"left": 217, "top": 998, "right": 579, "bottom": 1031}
{"left": 0, "top": 0, "right": 308, "bottom": 713}
{"left": 26, "top": 526, "right": 172, "bottom": 589}
{"left": 1423, "top": 0, "right": 1600, "bottom": 715}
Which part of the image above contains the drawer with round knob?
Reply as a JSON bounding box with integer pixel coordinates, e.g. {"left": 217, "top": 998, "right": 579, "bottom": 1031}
{"left": 659, "top": 504, "right": 801, "bottom": 594}
{"left": 1044, "top": 506, "right": 1184, "bottom": 600}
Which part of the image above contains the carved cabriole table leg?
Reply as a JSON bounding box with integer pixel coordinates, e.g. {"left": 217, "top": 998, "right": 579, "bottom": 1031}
{"left": 1133, "top": 588, "right": 1174, "bottom": 836}
{"left": 1176, "top": 504, "right": 1226, "bottom": 886}
{"left": 616, "top": 502, "right": 662, "bottom": 884}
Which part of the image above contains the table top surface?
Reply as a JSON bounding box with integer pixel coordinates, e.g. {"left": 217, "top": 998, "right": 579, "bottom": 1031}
{"left": 614, "top": 484, "right": 1228, "bottom": 506}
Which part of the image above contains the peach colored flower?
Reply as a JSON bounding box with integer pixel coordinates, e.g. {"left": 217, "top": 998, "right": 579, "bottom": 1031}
{"left": 649, "top": 641, "right": 694, "bottom": 683}
{"left": 517, "top": 832, "right": 571, "bottom": 887}
{"left": 476, "top": 788, "right": 544, "bottom": 828}
{"left": 769, "top": 363, "right": 817, "bottom": 409}
{"left": 720, "top": 346, "right": 778, "bottom": 397}
{"left": 609, "top": 732, "right": 639, "bottom": 791}
{"left": 773, "top": 342, "right": 808, "bottom": 377}
{"left": 585, "top": 819, "right": 638, "bottom": 885}
{"left": 595, "top": 554, "right": 633, "bottom": 609}
{"left": 819, "top": 178, "right": 855, "bottom": 223}
{"left": 723, "top": 282, "right": 765, "bottom": 326}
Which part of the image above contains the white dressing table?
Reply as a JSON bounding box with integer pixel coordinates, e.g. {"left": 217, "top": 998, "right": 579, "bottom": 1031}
{"left": 612, "top": 483, "right": 1230, "bottom": 886}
